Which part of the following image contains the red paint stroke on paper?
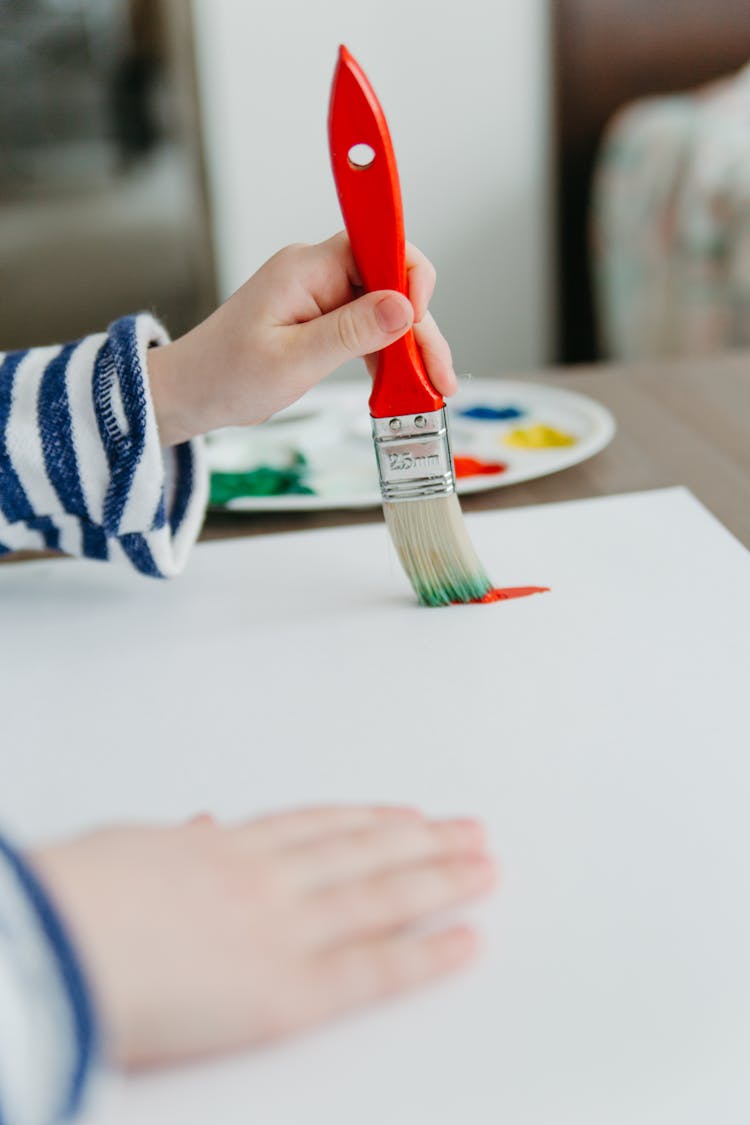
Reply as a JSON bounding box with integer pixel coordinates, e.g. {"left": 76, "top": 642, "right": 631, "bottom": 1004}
{"left": 471, "top": 586, "right": 550, "bottom": 604}
{"left": 453, "top": 456, "right": 507, "bottom": 479}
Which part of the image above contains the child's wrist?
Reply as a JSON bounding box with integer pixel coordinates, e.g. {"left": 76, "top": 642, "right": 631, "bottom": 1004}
{"left": 147, "top": 342, "right": 203, "bottom": 447}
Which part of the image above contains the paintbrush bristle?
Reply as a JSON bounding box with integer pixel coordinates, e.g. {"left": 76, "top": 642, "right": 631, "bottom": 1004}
{"left": 383, "top": 494, "right": 492, "bottom": 607}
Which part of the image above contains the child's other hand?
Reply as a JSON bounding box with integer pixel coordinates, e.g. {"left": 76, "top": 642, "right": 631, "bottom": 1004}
{"left": 147, "top": 232, "right": 457, "bottom": 446}
{"left": 32, "top": 805, "right": 495, "bottom": 1068}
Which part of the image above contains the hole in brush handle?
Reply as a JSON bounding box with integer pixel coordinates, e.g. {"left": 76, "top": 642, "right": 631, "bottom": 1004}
{"left": 347, "top": 143, "right": 376, "bottom": 168}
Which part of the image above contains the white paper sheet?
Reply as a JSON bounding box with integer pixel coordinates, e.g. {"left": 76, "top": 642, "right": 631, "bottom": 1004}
{"left": 2, "top": 488, "right": 750, "bottom": 1123}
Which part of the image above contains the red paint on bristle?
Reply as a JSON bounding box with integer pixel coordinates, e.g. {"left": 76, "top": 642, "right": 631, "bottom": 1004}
{"left": 453, "top": 456, "right": 507, "bottom": 479}
{"left": 467, "top": 586, "right": 550, "bottom": 604}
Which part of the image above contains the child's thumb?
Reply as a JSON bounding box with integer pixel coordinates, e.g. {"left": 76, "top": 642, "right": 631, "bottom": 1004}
{"left": 298, "top": 291, "right": 414, "bottom": 377}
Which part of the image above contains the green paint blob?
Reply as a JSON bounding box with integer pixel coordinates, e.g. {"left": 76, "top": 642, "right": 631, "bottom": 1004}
{"left": 210, "top": 455, "right": 315, "bottom": 505}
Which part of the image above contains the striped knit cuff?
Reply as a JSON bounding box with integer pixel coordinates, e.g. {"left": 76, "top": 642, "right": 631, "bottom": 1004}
{"left": 0, "top": 313, "right": 207, "bottom": 577}
{"left": 92, "top": 313, "right": 208, "bottom": 576}
{"left": 0, "top": 836, "right": 97, "bottom": 1125}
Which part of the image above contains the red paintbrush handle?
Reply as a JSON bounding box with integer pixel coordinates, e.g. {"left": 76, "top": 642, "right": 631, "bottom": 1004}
{"left": 328, "top": 45, "right": 443, "bottom": 419}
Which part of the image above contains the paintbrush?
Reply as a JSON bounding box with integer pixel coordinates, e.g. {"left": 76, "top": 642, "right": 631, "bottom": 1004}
{"left": 328, "top": 45, "right": 493, "bottom": 606}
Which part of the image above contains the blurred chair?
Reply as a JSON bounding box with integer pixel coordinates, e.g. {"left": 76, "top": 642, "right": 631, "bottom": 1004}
{"left": 554, "top": 0, "right": 750, "bottom": 363}
{"left": 592, "top": 64, "right": 750, "bottom": 360}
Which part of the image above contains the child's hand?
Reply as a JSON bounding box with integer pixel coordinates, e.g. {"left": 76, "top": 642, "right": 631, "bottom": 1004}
{"left": 32, "top": 805, "right": 495, "bottom": 1068}
{"left": 147, "top": 232, "right": 457, "bottom": 446}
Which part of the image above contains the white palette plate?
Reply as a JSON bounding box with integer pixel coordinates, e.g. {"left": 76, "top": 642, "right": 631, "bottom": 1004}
{"left": 206, "top": 378, "right": 616, "bottom": 511}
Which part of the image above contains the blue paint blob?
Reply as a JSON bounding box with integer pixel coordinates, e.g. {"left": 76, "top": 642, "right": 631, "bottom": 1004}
{"left": 458, "top": 404, "right": 525, "bottom": 421}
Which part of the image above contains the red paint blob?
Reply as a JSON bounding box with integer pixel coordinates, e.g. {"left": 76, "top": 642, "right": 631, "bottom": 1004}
{"left": 472, "top": 586, "right": 550, "bottom": 604}
{"left": 453, "top": 456, "right": 507, "bottom": 479}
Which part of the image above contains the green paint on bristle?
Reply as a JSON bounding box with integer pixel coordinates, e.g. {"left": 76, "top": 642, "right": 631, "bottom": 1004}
{"left": 383, "top": 494, "right": 494, "bottom": 608}
{"left": 415, "top": 570, "right": 493, "bottom": 608}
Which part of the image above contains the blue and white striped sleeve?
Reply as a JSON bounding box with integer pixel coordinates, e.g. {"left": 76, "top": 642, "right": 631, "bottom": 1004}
{"left": 0, "top": 834, "right": 97, "bottom": 1125}
{"left": 0, "top": 313, "right": 207, "bottom": 577}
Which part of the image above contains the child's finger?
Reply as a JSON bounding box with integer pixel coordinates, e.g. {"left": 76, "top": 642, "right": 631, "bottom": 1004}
{"left": 413, "top": 312, "right": 458, "bottom": 397}
{"left": 304, "top": 925, "right": 479, "bottom": 1028}
{"left": 306, "top": 855, "right": 495, "bottom": 948}
{"left": 294, "top": 233, "right": 362, "bottom": 312}
{"left": 287, "top": 289, "right": 414, "bottom": 381}
{"left": 320, "top": 230, "right": 363, "bottom": 287}
{"left": 317, "top": 232, "right": 432, "bottom": 314}
{"left": 284, "top": 817, "right": 486, "bottom": 891}
{"left": 405, "top": 241, "right": 437, "bottom": 321}
{"left": 233, "top": 805, "right": 421, "bottom": 852}
{"left": 362, "top": 311, "right": 456, "bottom": 395}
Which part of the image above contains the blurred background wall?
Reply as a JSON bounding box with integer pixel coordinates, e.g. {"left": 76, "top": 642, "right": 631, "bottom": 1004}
{"left": 4, "top": 1, "right": 750, "bottom": 374}
{"left": 190, "top": 0, "right": 553, "bottom": 379}
{"left": 0, "top": 0, "right": 215, "bottom": 348}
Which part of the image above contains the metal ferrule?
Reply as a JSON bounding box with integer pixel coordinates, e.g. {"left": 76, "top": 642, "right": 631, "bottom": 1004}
{"left": 371, "top": 408, "right": 455, "bottom": 502}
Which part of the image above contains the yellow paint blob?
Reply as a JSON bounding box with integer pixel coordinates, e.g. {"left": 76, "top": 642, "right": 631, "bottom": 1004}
{"left": 504, "top": 423, "right": 577, "bottom": 449}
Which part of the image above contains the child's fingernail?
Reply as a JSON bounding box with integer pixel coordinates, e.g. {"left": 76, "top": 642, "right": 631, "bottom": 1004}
{"left": 375, "top": 295, "right": 410, "bottom": 333}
